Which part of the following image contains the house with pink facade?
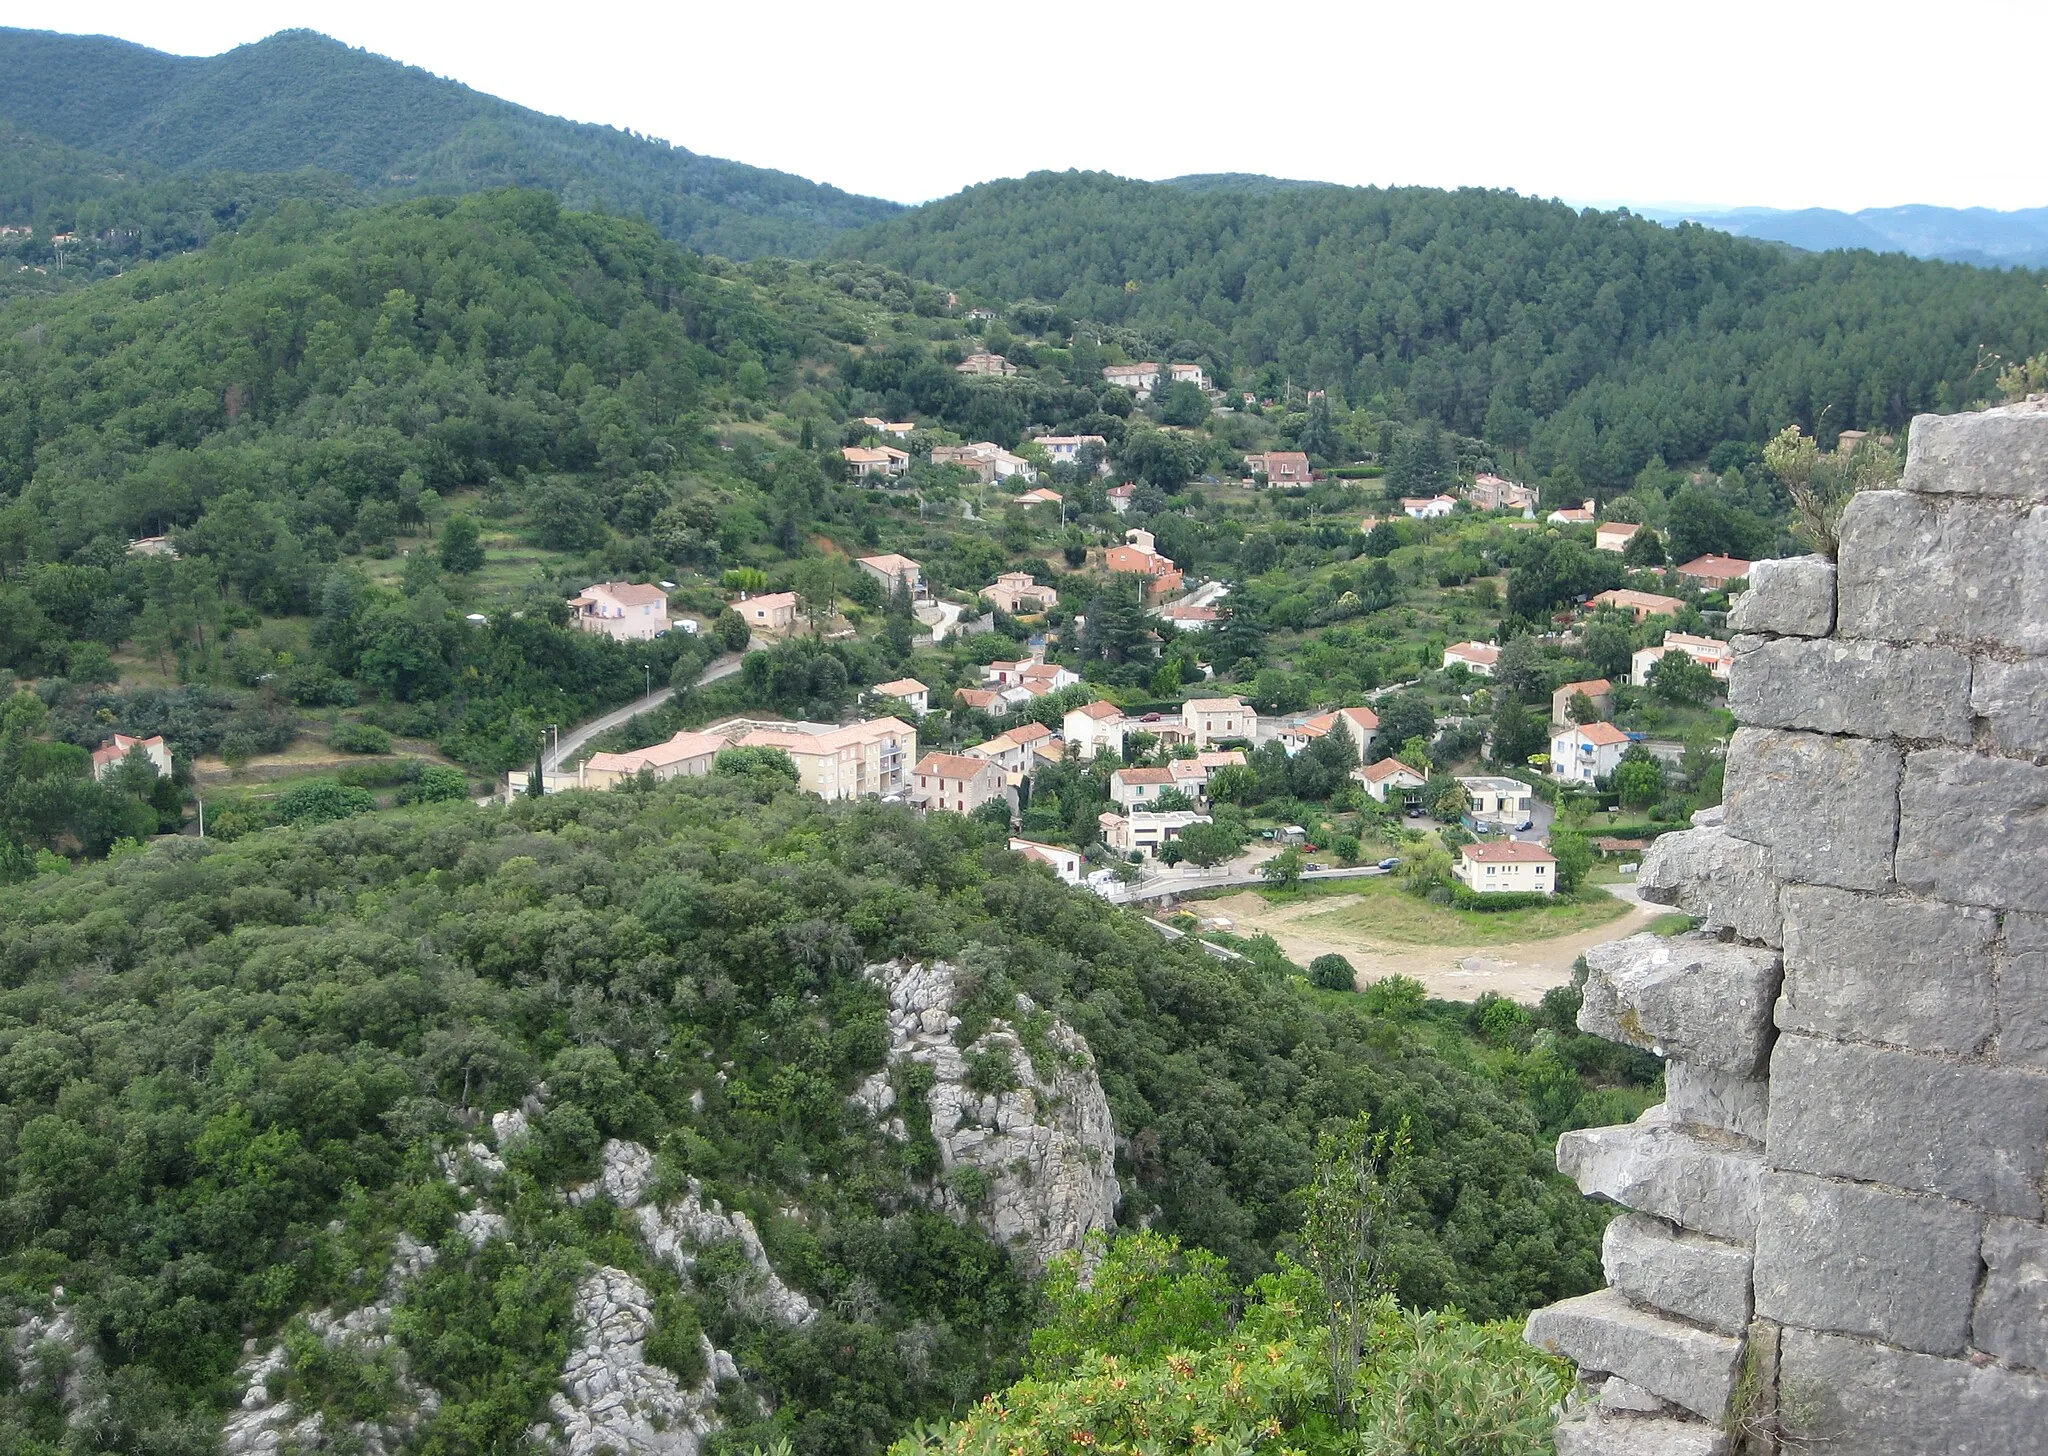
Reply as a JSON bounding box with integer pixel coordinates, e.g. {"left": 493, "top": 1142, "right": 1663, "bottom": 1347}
{"left": 568, "top": 582, "right": 668, "bottom": 641}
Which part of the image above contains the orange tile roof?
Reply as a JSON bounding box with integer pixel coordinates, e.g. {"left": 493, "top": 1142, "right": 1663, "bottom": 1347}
{"left": 1462, "top": 840, "right": 1556, "bottom": 863}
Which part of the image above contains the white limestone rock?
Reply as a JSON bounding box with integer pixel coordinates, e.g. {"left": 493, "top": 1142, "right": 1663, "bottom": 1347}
{"left": 858, "top": 960, "right": 1119, "bottom": 1271}
{"left": 550, "top": 1267, "right": 725, "bottom": 1456}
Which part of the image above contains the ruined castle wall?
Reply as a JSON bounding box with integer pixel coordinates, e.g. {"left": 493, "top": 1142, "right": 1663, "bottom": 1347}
{"left": 1525, "top": 403, "right": 2048, "bottom": 1455}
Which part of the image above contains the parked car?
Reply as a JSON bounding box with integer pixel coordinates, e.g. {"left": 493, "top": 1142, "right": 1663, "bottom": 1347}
{"left": 1516, "top": 818, "right": 1533, "bottom": 832}
{"left": 1377, "top": 857, "right": 1400, "bottom": 871}
{"left": 1303, "top": 862, "right": 1325, "bottom": 872}
{"left": 1405, "top": 805, "right": 1426, "bottom": 818}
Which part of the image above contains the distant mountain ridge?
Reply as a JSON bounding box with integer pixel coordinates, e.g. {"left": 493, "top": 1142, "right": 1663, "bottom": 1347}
{"left": 1641, "top": 202, "right": 2048, "bottom": 268}
{"left": 0, "top": 26, "right": 903, "bottom": 258}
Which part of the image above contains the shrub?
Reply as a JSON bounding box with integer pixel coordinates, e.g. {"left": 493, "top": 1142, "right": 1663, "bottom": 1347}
{"left": 331, "top": 722, "right": 393, "bottom": 754}
{"left": 1308, "top": 953, "right": 1356, "bottom": 992}
{"left": 274, "top": 779, "right": 377, "bottom": 826}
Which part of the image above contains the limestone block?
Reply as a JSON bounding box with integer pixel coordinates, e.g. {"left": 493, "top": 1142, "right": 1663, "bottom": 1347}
{"left": 1973, "top": 657, "right": 2048, "bottom": 758}
{"left": 2001, "top": 913, "right": 2048, "bottom": 1070}
{"left": 1777, "top": 885, "right": 1997, "bottom": 1054}
{"left": 1778, "top": 1328, "right": 2048, "bottom": 1456}
{"left": 1635, "top": 824, "right": 1781, "bottom": 944}
{"left": 1903, "top": 401, "right": 2048, "bottom": 501}
{"left": 1975, "top": 1217, "right": 2048, "bottom": 1373}
{"left": 1767, "top": 1034, "right": 2048, "bottom": 1218}
{"left": 1896, "top": 749, "right": 2048, "bottom": 915}
{"left": 1664, "top": 1060, "right": 1769, "bottom": 1143}
{"left": 1550, "top": 1404, "right": 1729, "bottom": 1455}
{"left": 1722, "top": 728, "right": 1900, "bottom": 893}
{"left": 1602, "top": 1213, "right": 1752, "bottom": 1336}
{"left": 1580, "top": 932, "right": 1780, "bottom": 1074}
{"left": 1726, "top": 636, "right": 1972, "bottom": 744}
{"left": 1595, "top": 1375, "right": 1670, "bottom": 1413}
{"left": 1752, "top": 1171, "right": 1982, "bottom": 1355}
{"left": 1726, "top": 554, "right": 1835, "bottom": 637}
{"left": 1524, "top": 1289, "right": 1742, "bottom": 1421}
{"left": 1557, "top": 1111, "right": 1764, "bottom": 1241}
{"left": 1835, "top": 490, "right": 2048, "bottom": 654}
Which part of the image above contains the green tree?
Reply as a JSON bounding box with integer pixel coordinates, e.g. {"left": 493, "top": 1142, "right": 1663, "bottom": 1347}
{"left": 1648, "top": 649, "right": 1718, "bottom": 706}
{"left": 1548, "top": 828, "right": 1593, "bottom": 892}
{"left": 1308, "top": 953, "right": 1355, "bottom": 992}
{"left": 715, "top": 607, "right": 751, "bottom": 653}
{"left": 438, "top": 514, "right": 486, "bottom": 574}
{"left": 1302, "top": 1111, "right": 1413, "bottom": 1422}
{"left": 1620, "top": 524, "right": 1666, "bottom": 567}
{"left": 1030, "top": 1232, "right": 1234, "bottom": 1377}
{"left": 1260, "top": 847, "right": 1303, "bottom": 889}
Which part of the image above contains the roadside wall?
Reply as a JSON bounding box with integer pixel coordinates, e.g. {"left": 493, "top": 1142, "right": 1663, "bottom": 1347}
{"left": 1524, "top": 402, "right": 2048, "bottom": 1454}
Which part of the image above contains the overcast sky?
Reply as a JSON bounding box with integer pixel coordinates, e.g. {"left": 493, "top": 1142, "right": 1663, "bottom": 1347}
{"left": 24, "top": 0, "right": 2048, "bottom": 212}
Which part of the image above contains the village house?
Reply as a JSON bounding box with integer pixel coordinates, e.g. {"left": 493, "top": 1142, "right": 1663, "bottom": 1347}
{"left": 1104, "top": 527, "right": 1184, "bottom": 600}
{"left": 126, "top": 534, "right": 179, "bottom": 559}
{"left": 1168, "top": 749, "right": 1246, "bottom": 803}
{"left": 1551, "top": 678, "right": 1616, "bottom": 725}
{"left": 1035, "top": 435, "right": 1108, "bottom": 467}
{"left": 1244, "top": 451, "right": 1312, "bottom": 486}
{"left": 842, "top": 445, "right": 909, "bottom": 479}
{"left": 1063, "top": 699, "right": 1127, "bottom": 760}
{"left": 1357, "top": 756, "right": 1427, "bottom": 805}
{"left": 1106, "top": 484, "right": 1136, "bottom": 514}
{"left": 739, "top": 717, "right": 918, "bottom": 801}
{"left": 1015, "top": 487, "right": 1063, "bottom": 507}
{"left": 874, "top": 421, "right": 916, "bottom": 439}
{"left": 1457, "top": 776, "right": 1536, "bottom": 831}
{"left": 1016, "top": 660, "right": 1080, "bottom": 696}
{"left": 1099, "top": 808, "right": 1209, "bottom": 860}
{"left": 1547, "top": 499, "right": 1598, "bottom": 525}
{"left": 1454, "top": 840, "right": 1556, "bottom": 895}
{"left": 869, "top": 678, "right": 929, "bottom": 716}
{"left": 1675, "top": 554, "right": 1752, "bottom": 591}
{"left": 1443, "top": 641, "right": 1500, "bottom": 676}
{"left": 1590, "top": 587, "right": 1687, "bottom": 623}
{"left": 1401, "top": 495, "right": 1457, "bottom": 520}
{"left": 913, "top": 751, "right": 1007, "bottom": 815}
{"left": 955, "top": 353, "right": 1016, "bottom": 377}
{"left": 1595, "top": 521, "right": 1642, "bottom": 553}
{"left": 965, "top": 306, "right": 997, "bottom": 322}
{"left": 982, "top": 572, "right": 1058, "bottom": 614}
{"left": 1468, "top": 474, "right": 1538, "bottom": 512}
{"left": 1156, "top": 601, "right": 1219, "bottom": 631}
{"left": 967, "top": 721, "right": 1060, "bottom": 783}
{"left": 1182, "top": 695, "right": 1252, "bottom": 747}
{"left": 1109, "top": 765, "right": 1176, "bottom": 811}
{"left": 954, "top": 687, "right": 1010, "bottom": 717}
{"left": 91, "top": 733, "right": 172, "bottom": 782}
{"left": 567, "top": 582, "right": 668, "bottom": 641}
{"left": 1102, "top": 362, "right": 1161, "bottom": 392}
{"left": 1168, "top": 362, "right": 1210, "bottom": 388}
{"left": 579, "top": 728, "right": 726, "bottom": 790}
{"left": 856, "top": 553, "right": 924, "bottom": 599}
{"left": 1008, "top": 837, "right": 1084, "bottom": 885}
{"left": 1632, "top": 632, "right": 1735, "bottom": 684}
{"left": 738, "top": 590, "right": 799, "bottom": 634}
{"left": 1550, "top": 721, "right": 1633, "bottom": 784}
{"left": 1276, "top": 706, "right": 1378, "bottom": 759}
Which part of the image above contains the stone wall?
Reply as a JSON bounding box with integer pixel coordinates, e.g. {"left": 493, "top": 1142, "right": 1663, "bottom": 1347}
{"left": 1524, "top": 402, "right": 2048, "bottom": 1455}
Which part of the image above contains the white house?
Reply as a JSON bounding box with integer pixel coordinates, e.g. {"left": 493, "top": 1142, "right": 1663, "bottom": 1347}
{"left": 1036, "top": 434, "right": 1108, "bottom": 466}
{"left": 1103, "top": 362, "right": 1161, "bottom": 392}
{"left": 842, "top": 445, "right": 909, "bottom": 479}
{"left": 1064, "top": 700, "right": 1127, "bottom": 760}
{"left": 1276, "top": 706, "right": 1378, "bottom": 759}
{"left": 1454, "top": 840, "right": 1556, "bottom": 895}
{"left": 1443, "top": 641, "right": 1500, "bottom": 676}
{"left": 870, "top": 678, "right": 929, "bottom": 716}
{"left": 91, "top": 733, "right": 172, "bottom": 782}
{"left": 1168, "top": 750, "right": 1246, "bottom": 803}
{"left": 1632, "top": 632, "right": 1735, "bottom": 685}
{"left": 739, "top": 591, "right": 800, "bottom": 634}
{"left": 1357, "top": 757, "right": 1427, "bottom": 805}
{"left": 1595, "top": 521, "right": 1642, "bottom": 553}
{"left": 1458, "top": 776, "right": 1535, "bottom": 830}
{"left": 1400, "top": 495, "right": 1457, "bottom": 520}
{"left": 1110, "top": 766, "right": 1178, "bottom": 811}
{"left": 568, "top": 582, "right": 668, "bottom": 642}
{"left": 1009, "top": 837, "right": 1084, "bottom": 885}
{"left": 1550, "top": 721, "right": 1633, "bottom": 785}
{"left": 1548, "top": 500, "right": 1597, "bottom": 525}
{"left": 1100, "top": 809, "right": 1210, "bottom": 860}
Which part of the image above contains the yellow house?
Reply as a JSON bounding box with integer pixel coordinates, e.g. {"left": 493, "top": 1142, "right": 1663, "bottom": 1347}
{"left": 579, "top": 729, "right": 727, "bottom": 790}
{"left": 736, "top": 717, "right": 918, "bottom": 801}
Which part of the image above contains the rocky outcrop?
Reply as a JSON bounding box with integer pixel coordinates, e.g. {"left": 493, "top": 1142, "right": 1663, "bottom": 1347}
{"left": 223, "top": 1234, "right": 443, "bottom": 1456}
{"left": 548, "top": 1267, "right": 734, "bottom": 1456}
{"left": 853, "top": 959, "right": 1118, "bottom": 1272}
{"left": 10, "top": 1303, "right": 106, "bottom": 1434}
{"left": 1528, "top": 403, "right": 2048, "bottom": 1454}
{"left": 572, "top": 1139, "right": 816, "bottom": 1326}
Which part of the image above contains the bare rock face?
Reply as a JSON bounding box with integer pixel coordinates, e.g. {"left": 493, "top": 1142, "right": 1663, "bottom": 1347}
{"left": 854, "top": 959, "right": 1118, "bottom": 1272}
{"left": 572, "top": 1139, "right": 817, "bottom": 1327}
{"left": 549, "top": 1267, "right": 733, "bottom": 1456}
{"left": 11, "top": 1304, "right": 107, "bottom": 1435}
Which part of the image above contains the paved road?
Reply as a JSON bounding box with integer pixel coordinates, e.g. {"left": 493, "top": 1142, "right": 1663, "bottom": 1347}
{"left": 542, "top": 650, "right": 748, "bottom": 774}
{"left": 1107, "top": 862, "right": 1394, "bottom": 904}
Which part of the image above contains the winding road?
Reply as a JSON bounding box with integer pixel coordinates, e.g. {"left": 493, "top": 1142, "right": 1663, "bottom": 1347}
{"left": 542, "top": 649, "right": 750, "bottom": 774}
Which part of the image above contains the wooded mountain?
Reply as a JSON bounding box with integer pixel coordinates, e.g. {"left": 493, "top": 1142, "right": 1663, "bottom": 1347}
{"left": 0, "top": 27, "right": 902, "bottom": 258}
{"left": 840, "top": 171, "right": 2048, "bottom": 486}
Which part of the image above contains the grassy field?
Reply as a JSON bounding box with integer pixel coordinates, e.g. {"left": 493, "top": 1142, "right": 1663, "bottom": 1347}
{"left": 1265, "top": 875, "right": 1634, "bottom": 947}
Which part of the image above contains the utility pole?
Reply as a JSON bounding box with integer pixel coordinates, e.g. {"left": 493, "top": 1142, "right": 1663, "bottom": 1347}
{"left": 644, "top": 663, "right": 651, "bottom": 699}
{"left": 194, "top": 787, "right": 204, "bottom": 839}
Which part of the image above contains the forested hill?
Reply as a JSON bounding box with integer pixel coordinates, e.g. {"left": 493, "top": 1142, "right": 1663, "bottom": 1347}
{"left": 0, "top": 27, "right": 903, "bottom": 258}
{"left": 839, "top": 170, "right": 2048, "bottom": 486}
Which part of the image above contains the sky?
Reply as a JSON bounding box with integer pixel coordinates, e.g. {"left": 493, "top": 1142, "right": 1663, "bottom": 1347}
{"left": 12, "top": 0, "right": 2047, "bottom": 212}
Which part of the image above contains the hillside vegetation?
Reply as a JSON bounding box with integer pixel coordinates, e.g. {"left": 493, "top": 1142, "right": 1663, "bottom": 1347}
{"left": 0, "top": 27, "right": 901, "bottom": 259}
{"left": 840, "top": 171, "right": 2048, "bottom": 484}
{"left": 0, "top": 776, "right": 1609, "bottom": 1452}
